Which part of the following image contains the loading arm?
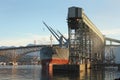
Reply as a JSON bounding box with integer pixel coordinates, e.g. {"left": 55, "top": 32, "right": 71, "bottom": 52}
{"left": 57, "top": 30, "right": 68, "bottom": 42}
{"left": 43, "top": 21, "right": 59, "bottom": 42}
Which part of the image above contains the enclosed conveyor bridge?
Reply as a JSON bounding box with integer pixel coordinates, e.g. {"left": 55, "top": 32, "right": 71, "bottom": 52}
{"left": 82, "top": 11, "right": 104, "bottom": 42}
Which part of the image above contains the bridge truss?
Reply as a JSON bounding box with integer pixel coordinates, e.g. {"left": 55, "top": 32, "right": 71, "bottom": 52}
{"left": 0, "top": 45, "right": 49, "bottom": 63}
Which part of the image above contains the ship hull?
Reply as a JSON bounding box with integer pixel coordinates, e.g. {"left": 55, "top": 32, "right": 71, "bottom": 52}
{"left": 40, "top": 46, "right": 69, "bottom": 69}
{"left": 40, "top": 46, "right": 69, "bottom": 64}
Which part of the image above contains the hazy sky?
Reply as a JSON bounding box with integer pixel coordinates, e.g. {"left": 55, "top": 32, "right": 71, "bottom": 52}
{"left": 0, "top": 0, "right": 120, "bottom": 46}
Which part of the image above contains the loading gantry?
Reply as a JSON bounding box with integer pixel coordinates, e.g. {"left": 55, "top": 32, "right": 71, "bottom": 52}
{"left": 67, "top": 7, "right": 105, "bottom": 65}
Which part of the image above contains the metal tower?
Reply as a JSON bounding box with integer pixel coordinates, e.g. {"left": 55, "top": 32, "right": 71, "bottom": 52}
{"left": 67, "top": 7, "right": 89, "bottom": 64}
{"left": 67, "top": 7, "right": 105, "bottom": 65}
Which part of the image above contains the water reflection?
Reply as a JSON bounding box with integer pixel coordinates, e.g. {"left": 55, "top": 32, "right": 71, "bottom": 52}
{"left": 50, "top": 67, "right": 120, "bottom": 80}
{"left": 0, "top": 65, "right": 119, "bottom": 80}
{"left": 52, "top": 71, "right": 79, "bottom": 80}
{"left": 51, "top": 69, "right": 100, "bottom": 80}
{"left": 12, "top": 66, "right": 17, "bottom": 79}
{"left": 0, "top": 65, "right": 42, "bottom": 80}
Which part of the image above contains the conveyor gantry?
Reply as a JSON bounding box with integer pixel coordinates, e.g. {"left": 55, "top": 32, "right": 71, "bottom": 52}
{"left": 68, "top": 7, "right": 105, "bottom": 64}
{"left": 82, "top": 12, "right": 104, "bottom": 42}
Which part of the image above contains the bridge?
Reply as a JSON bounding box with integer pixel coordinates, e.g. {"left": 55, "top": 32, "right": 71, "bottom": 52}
{"left": 0, "top": 45, "right": 52, "bottom": 64}
{"left": 0, "top": 7, "right": 120, "bottom": 68}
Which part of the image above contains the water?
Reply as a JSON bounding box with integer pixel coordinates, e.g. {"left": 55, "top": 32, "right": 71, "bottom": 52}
{"left": 0, "top": 65, "right": 120, "bottom": 80}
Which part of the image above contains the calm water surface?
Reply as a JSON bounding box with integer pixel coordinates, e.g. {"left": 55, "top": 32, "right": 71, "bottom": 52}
{"left": 0, "top": 65, "right": 120, "bottom": 80}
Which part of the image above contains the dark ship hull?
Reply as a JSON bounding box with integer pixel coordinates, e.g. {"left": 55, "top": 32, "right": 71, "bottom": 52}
{"left": 40, "top": 46, "right": 69, "bottom": 72}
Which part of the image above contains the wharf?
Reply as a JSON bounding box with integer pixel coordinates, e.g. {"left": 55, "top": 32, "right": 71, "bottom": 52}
{"left": 91, "top": 63, "right": 120, "bottom": 70}
{"left": 50, "top": 63, "right": 90, "bottom": 73}
{"left": 53, "top": 64, "right": 80, "bottom": 73}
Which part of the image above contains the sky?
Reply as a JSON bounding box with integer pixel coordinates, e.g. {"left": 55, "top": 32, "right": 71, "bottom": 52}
{"left": 0, "top": 0, "right": 120, "bottom": 46}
